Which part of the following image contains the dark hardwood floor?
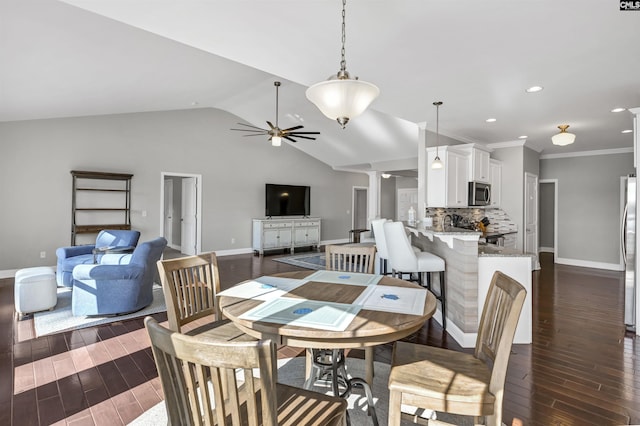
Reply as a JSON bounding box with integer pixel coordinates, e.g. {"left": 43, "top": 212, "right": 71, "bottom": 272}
{"left": 1, "top": 251, "right": 639, "bottom": 425}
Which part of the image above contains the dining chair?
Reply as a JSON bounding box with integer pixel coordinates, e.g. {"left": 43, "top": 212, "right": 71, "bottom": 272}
{"left": 145, "top": 317, "right": 348, "bottom": 426}
{"left": 383, "top": 221, "right": 447, "bottom": 329}
{"left": 157, "top": 252, "right": 253, "bottom": 341}
{"left": 325, "top": 244, "right": 376, "bottom": 274}
{"left": 387, "top": 271, "right": 526, "bottom": 426}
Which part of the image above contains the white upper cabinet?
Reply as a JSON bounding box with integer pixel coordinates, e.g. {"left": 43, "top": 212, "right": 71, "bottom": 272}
{"left": 471, "top": 148, "right": 491, "bottom": 183}
{"left": 427, "top": 146, "right": 469, "bottom": 208}
{"left": 489, "top": 159, "right": 502, "bottom": 208}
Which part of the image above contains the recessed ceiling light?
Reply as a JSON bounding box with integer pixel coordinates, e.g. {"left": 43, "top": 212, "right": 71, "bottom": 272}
{"left": 611, "top": 107, "right": 626, "bottom": 113}
{"left": 518, "top": 135, "right": 528, "bottom": 139}
{"left": 526, "top": 86, "right": 543, "bottom": 93}
{"left": 191, "top": 101, "right": 199, "bottom": 106}
{"left": 486, "top": 118, "right": 497, "bottom": 123}
{"left": 622, "top": 129, "right": 633, "bottom": 134}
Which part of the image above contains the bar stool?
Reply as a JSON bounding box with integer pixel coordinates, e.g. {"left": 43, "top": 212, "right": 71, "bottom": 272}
{"left": 383, "top": 221, "right": 447, "bottom": 329}
{"left": 371, "top": 218, "right": 422, "bottom": 276}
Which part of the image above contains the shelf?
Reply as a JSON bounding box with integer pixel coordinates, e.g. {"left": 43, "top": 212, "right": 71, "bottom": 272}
{"left": 70, "top": 170, "right": 133, "bottom": 245}
{"left": 74, "top": 224, "right": 132, "bottom": 234}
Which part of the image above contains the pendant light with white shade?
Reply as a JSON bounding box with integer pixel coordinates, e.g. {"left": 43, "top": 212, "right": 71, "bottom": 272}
{"left": 551, "top": 124, "right": 576, "bottom": 146}
{"left": 305, "top": 0, "right": 379, "bottom": 129}
{"left": 432, "top": 101, "right": 444, "bottom": 169}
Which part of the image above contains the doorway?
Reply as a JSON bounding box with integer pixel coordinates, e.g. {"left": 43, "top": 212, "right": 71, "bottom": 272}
{"left": 160, "top": 172, "right": 202, "bottom": 255}
{"left": 352, "top": 187, "right": 368, "bottom": 230}
{"left": 539, "top": 179, "right": 558, "bottom": 264}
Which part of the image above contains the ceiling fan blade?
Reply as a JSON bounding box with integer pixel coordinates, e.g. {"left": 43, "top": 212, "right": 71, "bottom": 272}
{"left": 266, "top": 121, "right": 275, "bottom": 130}
{"left": 230, "top": 128, "right": 268, "bottom": 133}
{"left": 233, "top": 122, "right": 268, "bottom": 131}
{"left": 289, "top": 134, "right": 317, "bottom": 140}
{"left": 288, "top": 131, "right": 321, "bottom": 135}
{"left": 281, "top": 125, "right": 304, "bottom": 132}
{"left": 242, "top": 133, "right": 269, "bottom": 137}
{"left": 283, "top": 135, "right": 297, "bottom": 143}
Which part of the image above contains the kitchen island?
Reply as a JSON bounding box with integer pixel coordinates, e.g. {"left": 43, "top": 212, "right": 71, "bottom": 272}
{"left": 405, "top": 222, "right": 533, "bottom": 347}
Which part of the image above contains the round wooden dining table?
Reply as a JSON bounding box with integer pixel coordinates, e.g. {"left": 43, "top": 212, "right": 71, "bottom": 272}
{"left": 219, "top": 270, "right": 437, "bottom": 385}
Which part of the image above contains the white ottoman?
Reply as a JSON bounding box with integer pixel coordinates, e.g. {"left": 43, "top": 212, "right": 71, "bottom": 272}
{"left": 15, "top": 267, "right": 58, "bottom": 318}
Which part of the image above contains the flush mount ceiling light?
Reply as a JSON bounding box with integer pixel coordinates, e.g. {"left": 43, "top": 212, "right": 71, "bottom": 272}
{"left": 305, "top": 0, "right": 379, "bottom": 129}
{"left": 231, "top": 81, "right": 320, "bottom": 147}
{"left": 485, "top": 118, "right": 497, "bottom": 123}
{"left": 551, "top": 124, "right": 576, "bottom": 146}
{"left": 381, "top": 173, "right": 391, "bottom": 179}
{"left": 432, "top": 101, "right": 444, "bottom": 169}
{"left": 518, "top": 135, "right": 528, "bottom": 139}
{"left": 611, "top": 107, "right": 626, "bottom": 113}
{"left": 526, "top": 85, "right": 544, "bottom": 93}
{"left": 622, "top": 129, "right": 633, "bottom": 134}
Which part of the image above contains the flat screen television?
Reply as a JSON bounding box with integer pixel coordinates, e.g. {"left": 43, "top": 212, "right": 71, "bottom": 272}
{"left": 265, "top": 183, "right": 310, "bottom": 217}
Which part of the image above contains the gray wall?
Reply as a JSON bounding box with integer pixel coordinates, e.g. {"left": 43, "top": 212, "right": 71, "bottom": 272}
{"left": 0, "top": 108, "right": 368, "bottom": 270}
{"left": 540, "top": 152, "right": 633, "bottom": 264}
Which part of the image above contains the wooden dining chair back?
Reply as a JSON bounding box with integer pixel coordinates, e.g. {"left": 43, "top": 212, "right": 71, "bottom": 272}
{"left": 157, "top": 252, "right": 222, "bottom": 332}
{"left": 325, "top": 244, "right": 376, "bottom": 274}
{"left": 387, "top": 271, "right": 526, "bottom": 426}
{"left": 145, "top": 317, "right": 347, "bottom": 426}
{"left": 157, "top": 252, "right": 252, "bottom": 342}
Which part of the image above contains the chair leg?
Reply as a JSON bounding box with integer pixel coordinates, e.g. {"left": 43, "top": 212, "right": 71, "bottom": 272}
{"left": 440, "top": 270, "right": 446, "bottom": 330}
{"left": 388, "top": 388, "right": 402, "bottom": 426}
{"left": 364, "top": 346, "right": 374, "bottom": 385}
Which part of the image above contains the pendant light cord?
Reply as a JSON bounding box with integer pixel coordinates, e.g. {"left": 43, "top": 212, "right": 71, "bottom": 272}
{"left": 340, "top": 0, "right": 347, "bottom": 73}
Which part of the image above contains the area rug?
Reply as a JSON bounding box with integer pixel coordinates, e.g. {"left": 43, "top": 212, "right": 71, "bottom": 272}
{"left": 128, "top": 357, "right": 476, "bottom": 426}
{"left": 273, "top": 252, "right": 326, "bottom": 270}
{"left": 33, "top": 285, "right": 166, "bottom": 337}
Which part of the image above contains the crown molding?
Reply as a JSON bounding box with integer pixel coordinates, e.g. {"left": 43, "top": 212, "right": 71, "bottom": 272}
{"left": 486, "top": 140, "right": 527, "bottom": 149}
{"left": 540, "top": 147, "right": 633, "bottom": 160}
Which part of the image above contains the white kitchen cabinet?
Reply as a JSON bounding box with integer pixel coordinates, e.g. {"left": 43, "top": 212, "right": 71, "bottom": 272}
{"left": 427, "top": 146, "right": 469, "bottom": 208}
{"left": 489, "top": 159, "right": 502, "bottom": 208}
{"left": 471, "top": 148, "right": 491, "bottom": 183}
{"left": 253, "top": 218, "right": 321, "bottom": 255}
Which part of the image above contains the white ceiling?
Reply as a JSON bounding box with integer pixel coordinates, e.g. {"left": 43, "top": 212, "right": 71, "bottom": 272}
{"left": 3, "top": 0, "right": 640, "bottom": 170}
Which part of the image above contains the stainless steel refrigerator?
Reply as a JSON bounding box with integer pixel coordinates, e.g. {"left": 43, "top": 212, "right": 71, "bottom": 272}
{"left": 622, "top": 175, "right": 636, "bottom": 332}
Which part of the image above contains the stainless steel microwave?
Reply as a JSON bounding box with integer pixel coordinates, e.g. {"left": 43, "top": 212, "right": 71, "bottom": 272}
{"left": 468, "top": 181, "right": 491, "bottom": 206}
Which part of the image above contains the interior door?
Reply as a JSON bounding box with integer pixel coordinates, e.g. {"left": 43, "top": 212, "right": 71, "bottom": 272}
{"left": 181, "top": 177, "right": 197, "bottom": 255}
{"left": 525, "top": 172, "right": 539, "bottom": 268}
{"left": 163, "top": 178, "right": 174, "bottom": 247}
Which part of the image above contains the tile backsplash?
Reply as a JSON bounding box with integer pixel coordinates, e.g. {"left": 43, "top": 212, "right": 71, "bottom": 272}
{"left": 425, "top": 207, "right": 517, "bottom": 234}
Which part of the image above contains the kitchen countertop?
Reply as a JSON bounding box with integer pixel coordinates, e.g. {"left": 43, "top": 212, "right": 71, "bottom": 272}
{"left": 478, "top": 243, "right": 535, "bottom": 258}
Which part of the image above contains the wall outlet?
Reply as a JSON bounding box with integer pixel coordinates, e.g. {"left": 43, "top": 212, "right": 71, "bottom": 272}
{"left": 231, "top": 237, "right": 236, "bottom": 244}
{"left": 40, "top": 251, "right": 46, "bottom": 258}
{"left": 141, "top": 210, "right": 147, "bottom": 217}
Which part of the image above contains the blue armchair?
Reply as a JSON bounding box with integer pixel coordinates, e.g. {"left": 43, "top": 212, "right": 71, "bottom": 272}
{"left": 71, "top": 237, "right": 167, "bottom": 316}
{"left": 56, "top": 229, "right": 141, "bottom": 287}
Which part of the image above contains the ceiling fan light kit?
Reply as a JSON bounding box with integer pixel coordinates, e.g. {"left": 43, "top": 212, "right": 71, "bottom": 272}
{"left": 305, "top": 0, "right": 379, "bottom": 129}
{"left": 551, "top": 124, "right": 576, "bottom": 146}
{"left": 231, "top": 81, "right": 319, "bottom": 146}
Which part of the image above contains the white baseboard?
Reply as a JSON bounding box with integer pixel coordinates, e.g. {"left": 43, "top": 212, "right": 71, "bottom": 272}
{"left": 214, "top": 247, "right": 254, "bottom": 257}
{"left": 321, "top": 239, "right": 350, "bottom": 246}
{"left": 539, "top": 246, "right": 555, "bottom": 253}
{"left": 555, "top": 257, "right": 623, "bottom": 272}
{"left": 442, "top": 310, "right": 477, "bottom": 348}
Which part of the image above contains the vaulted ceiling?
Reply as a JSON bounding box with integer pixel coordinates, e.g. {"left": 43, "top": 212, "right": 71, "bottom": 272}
{"left": 3, "top": 0, "right": 640, "bottom": 170}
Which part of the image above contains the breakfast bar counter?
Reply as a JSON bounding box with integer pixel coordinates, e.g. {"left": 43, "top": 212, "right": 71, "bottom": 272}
{"left": 405, "top": 222, "right": 533, "bottom": 347}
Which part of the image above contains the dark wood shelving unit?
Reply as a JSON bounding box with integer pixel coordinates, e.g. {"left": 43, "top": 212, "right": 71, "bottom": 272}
{"left": 70, "top": 170, "right": 133, "bottom": 245}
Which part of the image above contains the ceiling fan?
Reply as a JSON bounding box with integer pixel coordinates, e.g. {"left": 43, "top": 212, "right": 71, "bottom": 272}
{"left": 231, "top": 81, "right": 320, "bottom": 146}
